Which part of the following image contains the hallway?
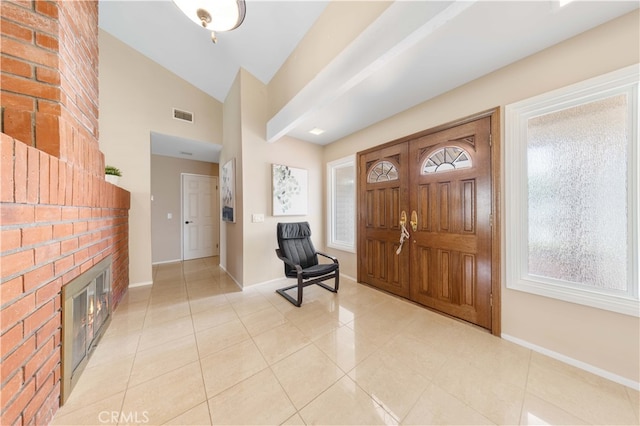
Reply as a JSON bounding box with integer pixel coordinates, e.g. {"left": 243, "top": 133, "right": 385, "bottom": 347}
{"left": 52, "top": 258, "right": 639, "bottom": 425}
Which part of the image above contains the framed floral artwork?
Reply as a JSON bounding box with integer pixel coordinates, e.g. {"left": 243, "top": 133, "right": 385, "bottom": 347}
{"left": 221, "top": 158, "right": 235, "bottom": 222}
{"left": 272, "top": 164, "right": 308, "bottom": 216}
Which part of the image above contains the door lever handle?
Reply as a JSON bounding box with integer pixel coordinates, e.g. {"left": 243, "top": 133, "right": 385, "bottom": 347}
{"left": 185, "top": 221, "right": 192, "bottom": 224}
{"left": 397, "top": 211, "right": 410, "bottom": 255}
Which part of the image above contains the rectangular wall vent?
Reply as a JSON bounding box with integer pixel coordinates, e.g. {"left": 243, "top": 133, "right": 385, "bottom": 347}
{"left": 173, "top": 108, "right": 194, "bottom": 123}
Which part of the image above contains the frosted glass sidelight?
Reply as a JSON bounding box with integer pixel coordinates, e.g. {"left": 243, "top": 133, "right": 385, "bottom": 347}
{"left": 368, "top": 161, "right": 398, "bottom": 182}
{"left": 527, "top": 94, "right": 629, "bottom": 291}
{"left": 328, "top": 155, "right": 356, "bottom": 252}
{"left": 334, "top": 165, "right": 355, "bottom": 246}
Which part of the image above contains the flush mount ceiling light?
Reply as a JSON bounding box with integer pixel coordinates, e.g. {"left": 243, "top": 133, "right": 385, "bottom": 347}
{"left": 172, "top": 0, "right": 246, "bottom": 44}
{"left": 309, "top": 127, "right": 325, "bottom": 136}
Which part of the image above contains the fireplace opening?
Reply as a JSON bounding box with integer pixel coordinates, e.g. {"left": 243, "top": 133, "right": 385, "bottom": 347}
{"left": 61, "top": 256, "right": 113, "bottom": 404}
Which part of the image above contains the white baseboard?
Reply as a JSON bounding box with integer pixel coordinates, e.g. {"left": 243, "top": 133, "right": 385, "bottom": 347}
{"left": 218, "top": 264, "right": 228, "bottom": 278}
{"left": 152, "top": 259, "right": 182, "bottom": 266}
{"left": 502, "top": 333, "right": 639, "bottom": 391}
{"left": 230, "top": 277, "right": 242, "bottom": 290}
{"left": 340, "top": 273, "right": 357, "bottom": 282}
{"left": 218, "top": 265, "right": 242, "bottom": 290}
{"left": 129, "top": 280, "right": 153, "bottom": 288}
{"left": 244, "top": 277, "right": 286, "bottom": 289}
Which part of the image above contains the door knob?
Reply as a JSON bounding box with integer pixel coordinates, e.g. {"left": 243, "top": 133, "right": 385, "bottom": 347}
{"left": 410, "top": 210, "right": 418, "bottom": 231}
{"left": 185, "top": 221, "right": 192, "bottom": 224}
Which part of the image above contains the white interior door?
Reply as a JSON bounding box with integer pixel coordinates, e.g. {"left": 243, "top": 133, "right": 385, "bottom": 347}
{"left": 182, "top": 174, "right": 219, "bottom": 260}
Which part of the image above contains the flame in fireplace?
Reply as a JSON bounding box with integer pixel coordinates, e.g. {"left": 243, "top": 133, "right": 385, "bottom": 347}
{"left": 88, "top": 297, "right": 94, "bottom": 326}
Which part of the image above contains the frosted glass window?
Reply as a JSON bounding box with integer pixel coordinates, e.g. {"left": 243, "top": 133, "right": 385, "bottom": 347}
{"left": 505, "top": 64, "right": 639, "bottom": 316}
{"left": 527, "top": 95, "right": 628, "bottom": 291}
{"left": 422, "top": 146, "right": 472, "bottom": 173}
{"left": 327, "top": 156, "right": 356, "bottom": 252}
{"left": 367, "top": 161, "right": 398, "bottom": 182}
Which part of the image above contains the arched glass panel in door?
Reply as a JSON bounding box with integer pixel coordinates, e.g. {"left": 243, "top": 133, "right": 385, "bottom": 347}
{"left": 422, "top": 146, "right": 472, "bottom": 174}
{"left": 367, "top": 160, "right": 399, "bottom": 183}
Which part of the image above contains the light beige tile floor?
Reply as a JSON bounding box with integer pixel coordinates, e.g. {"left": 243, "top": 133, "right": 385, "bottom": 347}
{"left": 52, "top": 257, "right": 639, "bottom": 426}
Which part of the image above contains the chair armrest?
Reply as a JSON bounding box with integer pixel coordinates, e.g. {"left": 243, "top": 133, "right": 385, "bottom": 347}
{"left": 317, "top": 251, "right": 339, "bottom": 264}
{"left": 275, "top": 249, "right": 303, "bottom": 274}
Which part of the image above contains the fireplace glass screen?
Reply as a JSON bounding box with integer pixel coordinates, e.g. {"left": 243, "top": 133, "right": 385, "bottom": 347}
{"left": 70, "top": 268, "right": 110, "bottom": 374}
{"left": 62, "top": 257, "right": 112, "bottom": 404}
{"left": 71, "top": 290, "right": 87, "bottom": 372}
{"left": 95, "top": 272, "right": 110, "bottom": 336}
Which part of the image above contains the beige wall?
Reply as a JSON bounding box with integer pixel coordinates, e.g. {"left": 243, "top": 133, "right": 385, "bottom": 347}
{"left": 322, "top": 11, "right": 640, "bottom": 383}
{"left": 150, "top": 155, "right": 218, "bottom": 264}
{"left": 265, "top": 1, "right": 391, "bottom": 278}
{"left": 221, "top": 73, "right": 243, "bottom": 283}
{"left": 222, "top": 69, "right": 324, "bottom": 286}
{"left": 240, "top": 69, "right": 324, "bottom": 286}
{"left": 99, "top": 29, "right": 223, "bottom": 285}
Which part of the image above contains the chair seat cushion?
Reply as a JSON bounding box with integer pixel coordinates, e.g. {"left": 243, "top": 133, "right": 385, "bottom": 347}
{"left": 286, "top": 263, "right": 339, "bottom": 279}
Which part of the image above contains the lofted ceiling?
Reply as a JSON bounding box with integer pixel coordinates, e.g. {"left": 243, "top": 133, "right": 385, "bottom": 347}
{"left": 99, "top": 0, "right": 638, "bottom": 160}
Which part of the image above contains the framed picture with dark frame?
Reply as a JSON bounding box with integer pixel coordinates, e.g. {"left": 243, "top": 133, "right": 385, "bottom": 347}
{"left": 221, "top": 158, "right": 235, "bottom": 222}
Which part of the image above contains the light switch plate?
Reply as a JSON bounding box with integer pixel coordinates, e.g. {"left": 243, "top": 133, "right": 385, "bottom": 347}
{"left": 252, "top": 213, "right": 264, "bottom": 223}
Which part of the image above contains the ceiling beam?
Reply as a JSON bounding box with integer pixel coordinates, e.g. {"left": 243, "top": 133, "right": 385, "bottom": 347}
{"left": 266, "top": 1, "right": 475, "bottom": 144}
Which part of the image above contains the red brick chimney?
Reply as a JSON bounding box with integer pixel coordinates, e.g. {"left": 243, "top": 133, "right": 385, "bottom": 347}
{"left": 1, "top": 1, "right": 130, "bottom": 424}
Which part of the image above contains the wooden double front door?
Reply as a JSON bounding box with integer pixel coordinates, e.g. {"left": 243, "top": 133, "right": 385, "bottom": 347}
{"left": 357, "top": 115, "right": 496, "bottom": 331}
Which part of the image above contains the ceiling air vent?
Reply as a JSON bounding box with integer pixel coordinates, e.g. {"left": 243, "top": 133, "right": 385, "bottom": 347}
{"left": 173, "top": 108, "right": 194, "bottom": 123}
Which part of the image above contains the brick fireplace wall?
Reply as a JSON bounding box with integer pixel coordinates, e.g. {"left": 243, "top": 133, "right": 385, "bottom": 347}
{"left": 1, "top": 1, "right": 130, "bottom": 425}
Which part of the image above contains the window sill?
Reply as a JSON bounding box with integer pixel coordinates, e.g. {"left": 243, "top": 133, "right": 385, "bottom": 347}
{"left": 326, "top": 243, "right": 356, "bottom": 254}
{"left": 507, "top": 278, "right": 640, "bottom": 317}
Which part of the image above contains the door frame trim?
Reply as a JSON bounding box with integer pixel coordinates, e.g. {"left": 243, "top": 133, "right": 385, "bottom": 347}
{"left": 357, "top": 107, "right": 501, "bottom": 335}
{"left": 180, "top": 173, "right": 220, "bottom": 261}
